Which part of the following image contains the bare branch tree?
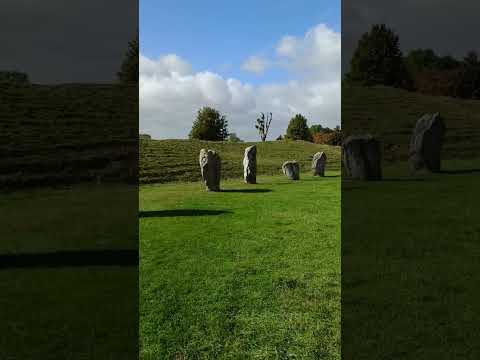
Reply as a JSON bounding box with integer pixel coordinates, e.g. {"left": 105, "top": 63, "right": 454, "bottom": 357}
{"left": 255, "top": 112, "right": 273, "bottom": 142}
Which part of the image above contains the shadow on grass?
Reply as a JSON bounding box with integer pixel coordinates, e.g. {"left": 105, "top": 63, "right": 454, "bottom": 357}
{"left": 221, "top": 189, "right": 272, "bottom": 193}
{"left": 139, "top": 209, "right": 232, "bottom": 218}
{"left": 0, "top": 249, "right": 137, "bottom": 269}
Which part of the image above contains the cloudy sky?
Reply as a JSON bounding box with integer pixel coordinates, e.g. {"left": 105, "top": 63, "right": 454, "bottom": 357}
{"left": 140, "top": 0, "right": 340, "bottom": 141}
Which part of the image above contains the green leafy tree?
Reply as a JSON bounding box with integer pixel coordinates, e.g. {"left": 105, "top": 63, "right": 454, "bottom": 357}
{"left": 310, "top": 124, "right": 324, "bottom": 134}
{"left": 346, "top": 24, "right": 406, "bottom": 86}
{"left": 189, "top": 107, "right": 229, "bottom": 141}
{"left": 405, "top": 49, "right": 439, "bottom": 74}
{"left": 464, "top": 51, "right": 479, "bottom": 66}
{"left": 118, "top": 36, "right": 139, "bottom": 83}
{"left": 0, "top": 71, "right": 29, "bottom": 85}
{"left": 255, "top": 112, "right": 273, "bottom": 142}
{"left": 286, "top": 114, "right": 312, "bottom": 141}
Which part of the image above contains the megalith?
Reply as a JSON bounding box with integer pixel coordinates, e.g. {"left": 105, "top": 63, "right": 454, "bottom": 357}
{"left": 199, "top": 149, "right": 221, "bottom": 191}
{"left": 409, "top": 113, "right": 446, "bottom": 173}
{"left": 243, "top": 145, "right": 257, "bottom": 184}
{"left": 282, "top": 161, "right": 300, "bottom": 180}
{"left": 312, "top": 152, "right": 327, "bottom": 176}
{"left": 342, "top": 135, "right": 382, "bottom": 180}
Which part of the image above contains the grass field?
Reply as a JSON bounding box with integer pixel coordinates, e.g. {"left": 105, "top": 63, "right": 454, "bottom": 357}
{"left": 0, "top": 184, "right": 138, "bottom": 359}
{"left": 140, "top": 173, "right": 340, "bottom": 359}
{"left": 140, "top": 139, "right": 341, "bottom": 183}
{"left": 342, "top": 159, "right": 480, "bottom": 359}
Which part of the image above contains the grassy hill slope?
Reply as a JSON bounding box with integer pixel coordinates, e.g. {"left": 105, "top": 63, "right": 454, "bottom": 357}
{"left": 0, "top": 83, "right": 137, "bottom": 187}
{"left": 140, "top": 139, "right": 341, "bottom": 183}
{"left": 343, "top": 85, "right": 480, "bottom": 161}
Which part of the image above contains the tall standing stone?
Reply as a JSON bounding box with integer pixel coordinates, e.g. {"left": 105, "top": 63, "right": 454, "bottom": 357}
{"left": 243, "top": 145, "right": 257, "bottom": 184}
{"left": 342, "top": 135, "right": 382, "bottom": 180}
{"left": 312, "top": 152, "right": 327, "bottom": 176}
{"left": 409, "top": 113, "right": 446, "bottom": 173}
{"left": 199, "top": 149, "right": 221, "bottom": 191}
{"left": 282, "top": 161, "right": 300, "bottom": 180}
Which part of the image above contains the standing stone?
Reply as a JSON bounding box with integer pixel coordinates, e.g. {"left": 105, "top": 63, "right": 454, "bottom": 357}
{"left": 342, "top": 135, "right": 382, "bottom": 180}
{"left": 282, "top": 161, "right": 300, "bottom": 180}
{"left": 312, "top": 152, "right": 327, "bottom": 176}
{"left": 243, "top": 145, "right": 257, "bottom": 184}
{"left": 199, "top": 149, "right": 221, "bottom": 191}
{"left": 409, "top": 113, "right": 446, "bottom": 173}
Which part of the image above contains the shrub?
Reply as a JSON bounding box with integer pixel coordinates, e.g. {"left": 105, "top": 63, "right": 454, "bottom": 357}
{"left": 227, "top": 133, "right": 243, "bottom": 142}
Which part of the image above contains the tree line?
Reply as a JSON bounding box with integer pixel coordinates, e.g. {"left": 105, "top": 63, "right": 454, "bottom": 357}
{"left": 188, "top": 107, "right": 342, "bottom": 145}
{"left": 345, "top": 24, "right": 480, "bottom": 99}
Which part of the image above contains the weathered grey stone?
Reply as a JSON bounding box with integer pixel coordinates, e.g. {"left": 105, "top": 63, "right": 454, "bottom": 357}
{"left": 312, "top": 152, "right": 327, "bottom": 176}
{"left": 243, "top": 145, "right": 257, "bottom": 184}
{"left": 199, "top": 149, "right": 221, "bottom": 191}
{"left": 282, "top": 161, "right": 300, "bottom": 180}
{"left": 342, "top": 135, "right": 382, "bottom": 180}
{"left": 409, "top": 113, "right": 446, "bottom": 173}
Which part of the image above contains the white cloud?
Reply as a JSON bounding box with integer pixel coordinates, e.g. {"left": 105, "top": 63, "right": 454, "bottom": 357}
{"left": 241, "top": 55, "right": 269, "bottom": 74}
{"left": 276, "top": 23, "right": 341, "bottom": 82}
{"left": 140, "top": 23, "right": 340, "bottom": 140}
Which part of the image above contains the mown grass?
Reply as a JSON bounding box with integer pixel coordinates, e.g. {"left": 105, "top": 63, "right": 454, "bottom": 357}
{"left": 342, "top": 85, "right": 480, "bottom": 160}
{"left": 342, "top": 159, "right": 480, "bottom": 359}
{"left": 140, "top": 139, "right": 341, "bottom": 183}
{"left": 140, "top": 173, "right": 340, "bottom": 359}
{"left": 0, "top": 184, "right": 137, "bottom": 359}
{"left": 0, "top": 83, "right": 137, "bottom": 186}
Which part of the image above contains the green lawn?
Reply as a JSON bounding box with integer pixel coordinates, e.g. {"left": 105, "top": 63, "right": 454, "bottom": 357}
{"left": 140, "top": 173, "right": 340, "bottom": 359}
{"left": 140, "top": 139, "right": 341, "bottom": 183}
{"left": 342, "top": 159, "right": 480, "bottom": 359}
{"left": 0, "top": 184, "right": 138, "bottom": 359}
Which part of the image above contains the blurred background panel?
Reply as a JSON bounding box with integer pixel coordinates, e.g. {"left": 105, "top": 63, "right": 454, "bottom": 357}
{"left": 0, "top": 1, "right": 139, "bottom": 358}
{"left": 342, "top": 1, "right": 480, "bottom": 359}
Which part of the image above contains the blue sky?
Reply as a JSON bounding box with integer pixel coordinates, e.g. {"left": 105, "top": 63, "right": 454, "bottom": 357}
{"left": 140, "top": 0, "right": 341, "bottom": 140}
{"left": 141, "top": 0, "right": 339, "bottom": 84}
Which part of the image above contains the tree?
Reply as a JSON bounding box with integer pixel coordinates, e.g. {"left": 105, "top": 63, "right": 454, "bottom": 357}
{"left": 189, "top": 107, "right": 229, "bottom": 141}
{"left": 346, "top": 24, "right": 406, "bottom": 87}
{"left": 255, "top": 112, "right": 273, "bottom": 142}
{"left": 0, "top": 71, "right": 29, "bottom": 85}
{"left": 310, "top": 124, "right": 333, "bottom": 135}
{"left": 227, "top": 133, "right": 243, "bottom": 142}
{"left": 464, "top": 51, "right": 479, "bottom": 66}
{"left": 118, "top": 36, "right": 139, "bottom": 83}
{"left": 310, "top": 124, "right": 324, "bottom": 134}
{"left": 286, "top": 114, "right": 312, "bottom": 141}
{"left": 312, "top": 126, "right": 343, "bottom": 145}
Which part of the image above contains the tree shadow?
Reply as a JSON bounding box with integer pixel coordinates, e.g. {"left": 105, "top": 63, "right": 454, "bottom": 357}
{"left": 221, "top": 189, "right": 272, "bottom": 193}
{"left": 139, "top": 209, "right": 232, "bottom": 218}
{"left": 0, "top": 249, "right": 137, "bottom": 269}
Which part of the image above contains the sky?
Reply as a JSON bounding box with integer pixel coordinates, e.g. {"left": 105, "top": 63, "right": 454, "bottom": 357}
{"left": 342, "top": 0, "right": 480, "bottom": 74}
{"left": 140, "top": 0, "right": 341, "bottom": 141}
{"left": 1, "top": 0, "right": 137, "bottom": 83}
